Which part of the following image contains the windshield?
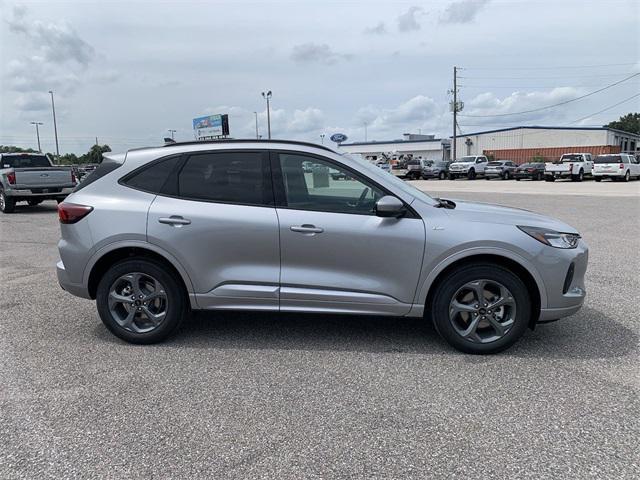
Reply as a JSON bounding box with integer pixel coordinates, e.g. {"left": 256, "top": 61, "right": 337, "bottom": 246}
{"left": 342, "top": 152, "right": 436, "bottom": 205}
{"left": 594, "top": 155, "right": 622, "bottom": 164}
{"left": 2, "top": 154, "right": 51, "bottom": 168}
{"left": 455, "top": 156, "right": 476, "bottom": 163}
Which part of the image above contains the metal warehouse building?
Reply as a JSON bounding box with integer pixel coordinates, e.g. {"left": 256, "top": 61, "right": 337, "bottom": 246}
{"left": 453, "top": 126, "right": 639, "bottom": 164}
{"left": 339, "top": 134, "right": 451, "bottom": 162}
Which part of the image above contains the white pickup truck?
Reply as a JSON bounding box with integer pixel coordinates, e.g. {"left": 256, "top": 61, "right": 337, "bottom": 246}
{"left": 0, "top": 153, "right": 76, "bottom": 213}
{"left": 544, "top": 153, "right": 593, "bottom": 182}
{"left": 448, "top": 155, "right": 489, "bottom": 180}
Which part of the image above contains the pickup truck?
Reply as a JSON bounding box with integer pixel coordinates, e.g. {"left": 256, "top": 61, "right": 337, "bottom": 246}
{"left": 448, "top": 155, "right": 489, "bottom": 180}
{"left": 405, "top": 158, "right": 431, "bottom": 180}
{"left": 544, "top": 153, "right": 593, "bottom": 182}
{"left": 0, "top": 153, "right": 76, "bottom": 213}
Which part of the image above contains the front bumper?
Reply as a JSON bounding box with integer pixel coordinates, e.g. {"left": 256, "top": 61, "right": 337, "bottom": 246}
{"left": 537, "top": 239, "right": 589, "bottom": 322}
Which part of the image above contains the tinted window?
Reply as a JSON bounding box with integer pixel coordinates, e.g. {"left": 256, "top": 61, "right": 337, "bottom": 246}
{"left": 2, "top": 154, "right": 51, "bottom": 168}
{"left": 278, "top": 153, "right": 385, "bottom": 215}
{"left": 74, "top": 157, "right": 123, "bottom": 192}
{"left": 124, "top": 156, "right": 181, "bottom": 193}
{"left": 178, "top": 151, "right": 269, "bottom": 205}
{"left": 594, "top": 155, "right": 622, "bottom": 164}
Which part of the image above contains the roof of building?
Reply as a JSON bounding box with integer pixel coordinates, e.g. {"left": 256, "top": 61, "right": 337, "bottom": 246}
{"left": 340, "top": 138, "right": 446, "bottom": 147}
{"left": 453, "top": 125, "right": 640, "bottom": 138}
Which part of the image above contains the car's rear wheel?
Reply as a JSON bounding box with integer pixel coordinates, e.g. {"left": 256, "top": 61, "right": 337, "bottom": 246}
{"left": 594, "top": 177, "right": 602, "bottom": 182}
{"left": 572, "top": 170, "right": 584, "bottom": 182}
{"left": 535, "top": 172, "right": 543, "bottom": 181}
{"left": 0, "top": 190, "right": 15, "bottom": 213}
{"left": 439, "top": 171, "right": 446, "bottom": 180}
{"left": 96, "top": 259, "right": 187, "bottom": 344}
{"left": 467, "top": 169, "right": 476, "bottom": 180}
{"left": 545, "top": 175, "right": 555, "bottom": 182}
{"left": 503, "top": 171, "right": 510, "bottom": 180}
{"left": 430, "top": 264, "right": 531, "bottom": 354}
{"left": 624, "top": 170, "right": 630, "bottom": 182}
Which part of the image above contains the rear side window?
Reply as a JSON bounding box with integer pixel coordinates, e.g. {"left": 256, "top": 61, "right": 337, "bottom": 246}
{"left": 2, "top": 154, "right": 50, "bottom": 168}
{"left": 123, "top": 156, "right": 181, "bottom": 193}
{"left": 74, "top": 157, "right": 123, "bottom": 192}
{"left": 177, "top": 151, "right": 271, "bottom": 206}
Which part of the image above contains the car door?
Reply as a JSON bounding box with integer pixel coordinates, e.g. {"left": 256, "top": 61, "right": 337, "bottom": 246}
{"left": 628, "top": 155, "right": 640, "bottom": 177}
{"left": 272, "top": 151, "right": 425, "bottom": 316}
{"left": 147, "top": 150, "right": 281, "bottom": 310}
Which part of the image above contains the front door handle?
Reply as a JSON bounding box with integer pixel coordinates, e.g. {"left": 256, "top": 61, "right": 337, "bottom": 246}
{"left": 290, "top": 224, "right": 324, "bottom": 234}
{"left": 159, "top": 215, "right": 191, "bottom": 226}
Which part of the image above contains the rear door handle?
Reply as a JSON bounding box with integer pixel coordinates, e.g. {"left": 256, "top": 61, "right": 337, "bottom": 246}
{"left": 159, "top": 215, "right": 191, "bottom": 226}
{"left": 290, "top": 224, "right": 324, "bottom": 234}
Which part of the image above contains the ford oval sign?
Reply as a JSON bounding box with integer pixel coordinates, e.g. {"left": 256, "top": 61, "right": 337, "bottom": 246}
{"left": 330, "top": 133, "right": 348, "bottom": 144}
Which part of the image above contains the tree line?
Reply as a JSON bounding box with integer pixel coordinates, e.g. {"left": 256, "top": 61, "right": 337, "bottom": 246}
{"left": 0, "top": 144, "right": 112, "bottom": 165}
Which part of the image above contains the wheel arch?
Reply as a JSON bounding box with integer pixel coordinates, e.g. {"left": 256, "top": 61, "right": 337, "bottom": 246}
{"left": 421, "top": 251, "right": 543, "bottom": 328}
{"left": 85, "top": 242, "right": 195, "bottom": 304}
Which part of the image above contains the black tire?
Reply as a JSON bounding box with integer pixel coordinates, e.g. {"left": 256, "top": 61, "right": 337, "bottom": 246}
{"left": 485, "top": 176, "right": 491, "bottom": 180}
{"left": 594, "top": 177, "right": 602, "bottom": 182}
{"left": 96, "top": 258, "right": 187, "bottom": 344}
{"left": 572, "top": 170, "right": 584, "bottom": 182}
{"left": 439, "top": 171, "right": 446, "bottom": 180}
{"left": 503, "top": 171, "right": 510, "bottom": 180}
{"left": 28, "top": 199, "right": 43, "bottom": 206}
{"left": 515, "top": 178, "right": 521, "bottom": 181}
{"left": 467, "top": 169, "right": 476, "bottom": 180}
{"left": 535, "top": 173, "right": 543, "bottom": 181}
{"left": 0, "top": 190, "right": 16, "bottom": 213}
{"left": 624, "top": 170, "right": 630, "bottom": 182}
{"left": 429, "top": 263, "right": 531, "bottom": 354}
{"left": 545, "top": 176, "right": 555, "bottom": 182}
{"left": 449, "top": 174, "right": 456, "bottom": 180}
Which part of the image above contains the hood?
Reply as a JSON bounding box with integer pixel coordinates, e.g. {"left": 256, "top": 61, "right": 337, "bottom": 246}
{"left": 443, "top": 199, "right": 579, "bottom": 234}
{"left": 450, "top": 161, "right": 473, "bottom": 167}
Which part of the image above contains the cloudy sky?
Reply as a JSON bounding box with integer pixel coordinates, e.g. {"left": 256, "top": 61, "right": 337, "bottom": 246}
{"left": 1, "top": 0, "right": 639, "bottom": 154}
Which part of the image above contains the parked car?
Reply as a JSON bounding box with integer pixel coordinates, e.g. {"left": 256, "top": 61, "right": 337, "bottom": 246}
{"left": 593, "top": 154, "right": 640, "bottom": 182}
{"left": 56, "top": 139, "right": 588, "bottom": 354}
{"left": 375, "top": 161, "right": 391, "bottom": 172}
{"left": 514, "top": 163, "right": 545, "bottom": 181}
{"left": 405, "top": 158, "right": 430, "bottom": 180}
{"left": 0, "top": 152, "right": 77, "bottom": 213}
{"left": 422, "top": 160, "right": 451, "bottom": 180}
{"left": 391, "top": 162, "right": 409, "bottom": 178}
{"left": 545, "top": 153, "right": 593, "bottom": 182}
{"left": 448, "top": 155, "right": 489, "bottom": 180}
{"left": 485, "top": 160, "right": 517, "bottom": 180}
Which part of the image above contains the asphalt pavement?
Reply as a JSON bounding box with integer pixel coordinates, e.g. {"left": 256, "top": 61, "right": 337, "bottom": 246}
{"left": 1, "top": 186, "right": 638, "bottom": 479}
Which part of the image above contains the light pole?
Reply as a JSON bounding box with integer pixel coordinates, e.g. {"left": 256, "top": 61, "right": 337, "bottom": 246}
{"left": 261, "top": 91, "right": 272, "bottom": 139}
{"left": 320, "top": 133, "right": 325, "bottom": 145}
{"left": 253, "top": 111, "right": 259, "bottom": 139}
{"left": 168, "top": 129, "right": 176, "bottom": 140}
{"left": 30, "top": 121, "right": 43, "bottom": 152}
{"left": 48, "top": 90, "right": 60, "bottom": 159}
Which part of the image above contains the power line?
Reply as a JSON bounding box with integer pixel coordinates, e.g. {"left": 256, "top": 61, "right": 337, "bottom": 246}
{"left": 459, "top": 72, "right": 636, "bottom": 80}
{"left": 458, "top": 72, "right": 640, "bottom": 118}
{"left": 568, "top": 93, "right": 640, "bottom": 125}
{"left": 462, "top": 62, "right": 639, "bottom": 71}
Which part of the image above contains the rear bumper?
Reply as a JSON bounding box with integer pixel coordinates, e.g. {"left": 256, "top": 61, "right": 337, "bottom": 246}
{"left": 593, "top": 171, "right": 623, "bottom": 177}
{"left": 56, "top": 259, "right": 91, "bottom": 299}
{"left": 4, "top": 186, "right": 74, "bottom": 198}
{"left": 545, "top": 171, "right": 572, "bottom": 178}
{"left": 485, "top": 171, "right": 504, "bottom": 177}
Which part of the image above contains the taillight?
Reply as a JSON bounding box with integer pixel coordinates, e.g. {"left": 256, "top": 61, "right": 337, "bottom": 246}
{"left": 71, "top": 171, "right": 77, "bottom": 184}
{"left": 619, "top": 163, "right": 624, "bottom": 169}
{"left": 58, "top": 202, "right": 93, "bottom": 224}
{"left": 6, "top": 172, "right": 16, "bottom": 185}
{"left": 569, "top": 163, "right": 573, "bottom": 170}
{"left": 528, "top": 168, "right": 535, "bottom": 172}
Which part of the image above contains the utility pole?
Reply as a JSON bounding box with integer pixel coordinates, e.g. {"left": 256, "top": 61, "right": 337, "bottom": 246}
{"left": 30, "top": 122, "right": 43, "bottom": 152}
{"left": 48, "top": 90, "right": 60, "bottom": 160}
{"left": 168, "top": 129, "right": 176, "bottom": 140}
{"left": 261, "top": 91, "right": 272, "bottom": 139}
{"left": 95, "top": 136, "right": 99, "bottom": 146}
{"left": 253, "top": 112, "right": 259, "bottom": 139}
{"left": 452, "top": 66, "right": 457, "bottom": 162}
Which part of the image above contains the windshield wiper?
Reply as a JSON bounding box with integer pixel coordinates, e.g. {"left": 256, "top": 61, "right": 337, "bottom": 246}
{"left": 434, "top": 198, "right": 456, "bottom": 209}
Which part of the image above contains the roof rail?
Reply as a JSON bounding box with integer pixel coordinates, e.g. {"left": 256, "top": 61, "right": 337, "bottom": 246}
{"left": 159, "top": 138, "right": 336, "bottom": 152}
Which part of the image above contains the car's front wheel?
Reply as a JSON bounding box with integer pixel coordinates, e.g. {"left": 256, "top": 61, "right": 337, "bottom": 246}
{"left": 467, "top": 169, "right": 476, "bottom": 180}
{"left": 430, "top": 263, "right": 531, "bottom": 354}
{"left": 439, "top": 171, "right": 446, "bottom": 180}
{"left": 96, "top": 259, "right": 187, "bottom": 344}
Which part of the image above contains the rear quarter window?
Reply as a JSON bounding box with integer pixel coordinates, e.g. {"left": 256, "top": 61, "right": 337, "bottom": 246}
{"left": 121, "top": 156, "right": 182, "bottom": 194}
{"left": 73, "top": 157, "right": 123, "bottom": 192}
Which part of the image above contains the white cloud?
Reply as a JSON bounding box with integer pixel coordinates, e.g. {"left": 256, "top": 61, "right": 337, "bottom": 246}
{"left": 291, "top": 43, "right": 351, "bottom": 65}
{"left": 397, "top": 6, "right": 423, "bottom": 32}
{"left": 364, "top": 22, "right": 387, "bottom": 35}
{"left": 440, "top": 0, "right": 490, "bottom": 24}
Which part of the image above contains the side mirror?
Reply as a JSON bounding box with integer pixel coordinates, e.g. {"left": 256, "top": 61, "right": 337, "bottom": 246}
{"left": 375, "top": 195, "right": 405, "bottom": 218}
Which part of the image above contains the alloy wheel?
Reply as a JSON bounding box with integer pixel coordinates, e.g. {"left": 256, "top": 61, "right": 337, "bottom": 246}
{"left": 108, "top": 272, "right": 168, "bottom": 333}
{"left": 448, "top": 279, "right": 516, "bottom": 343}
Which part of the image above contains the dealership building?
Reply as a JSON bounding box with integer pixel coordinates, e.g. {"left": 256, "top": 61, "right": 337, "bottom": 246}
{"left": 452, "top": 126, "right": 639, "bottom": 164}
{"left": 338, "top": 134, "right": 451, "bottom": 162}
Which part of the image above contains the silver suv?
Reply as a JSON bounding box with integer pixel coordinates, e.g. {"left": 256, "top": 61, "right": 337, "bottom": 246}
{"left": 56, "top": 140, "right": 588, "bottom": 354}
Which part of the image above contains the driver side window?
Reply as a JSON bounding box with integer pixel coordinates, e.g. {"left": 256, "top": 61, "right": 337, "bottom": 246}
{"left": 278, "top": 153, "right": 384, "bottom": 215}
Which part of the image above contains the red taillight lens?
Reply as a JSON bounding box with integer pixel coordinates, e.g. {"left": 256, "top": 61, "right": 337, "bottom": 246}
{"left": 6, "top": 172, "right": 16, "bottom": 185}
{"left": 58, "top": 202, "right": 93, "bottom": 224}
{"left": 528, "top": 168, "right": 535, "bottom": 172}
{"left": 619, "top": 163, "right": 624, "bottom": 169}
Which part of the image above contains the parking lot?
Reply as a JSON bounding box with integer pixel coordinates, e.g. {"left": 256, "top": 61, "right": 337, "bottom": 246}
{"left": 1, "top": 183, "right": 638, "bottom": 479}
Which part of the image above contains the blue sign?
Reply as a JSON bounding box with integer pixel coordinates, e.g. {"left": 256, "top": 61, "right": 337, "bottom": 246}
{"left": 330, "top": 133, "right": 348, "bottom": 143}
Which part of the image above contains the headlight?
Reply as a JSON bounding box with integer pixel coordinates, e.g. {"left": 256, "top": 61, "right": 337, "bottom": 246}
{"left": 518, "top": 226, "right": 580, "bottom": 249}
